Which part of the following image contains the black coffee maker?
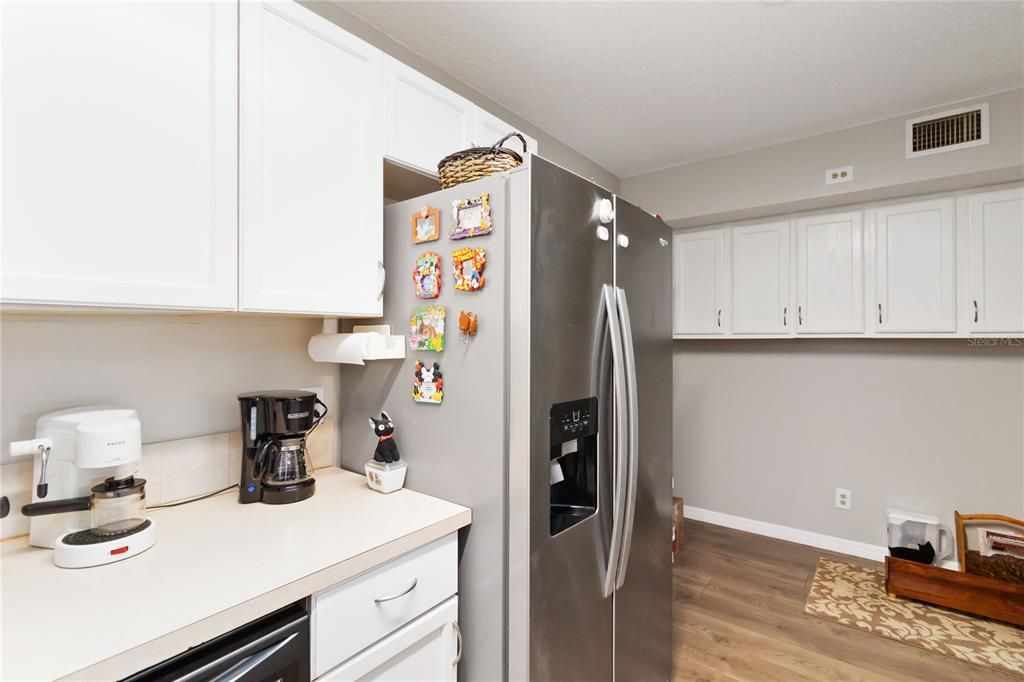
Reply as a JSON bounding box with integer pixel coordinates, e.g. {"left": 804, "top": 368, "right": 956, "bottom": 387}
{"left": 238, "top": 390, "right": 326, "bottom": 504}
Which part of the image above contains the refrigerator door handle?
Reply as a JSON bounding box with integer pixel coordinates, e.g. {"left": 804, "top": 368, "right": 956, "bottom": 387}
{"left": 600, "top": 284, "right": 628, "bottom": 600}
{"left": 614, "top": 286, "right": 640, "bottom": 589}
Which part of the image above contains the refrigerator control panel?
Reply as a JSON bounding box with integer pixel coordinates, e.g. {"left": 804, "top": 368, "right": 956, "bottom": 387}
{"left": 549, "top": 397, "right": 598, "bottom": 445}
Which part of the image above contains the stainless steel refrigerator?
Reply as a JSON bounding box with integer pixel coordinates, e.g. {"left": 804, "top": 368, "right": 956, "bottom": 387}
{"left": 339, "top": 156, "right": 672, "bottom": 681}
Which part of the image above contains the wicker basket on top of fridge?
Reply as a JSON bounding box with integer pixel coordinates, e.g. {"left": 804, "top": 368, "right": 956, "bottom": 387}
{"left": 437, "top": 132, "right": 527, "bottom": 189}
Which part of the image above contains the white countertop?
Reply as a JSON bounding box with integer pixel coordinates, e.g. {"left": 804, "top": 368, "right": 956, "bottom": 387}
{"left": 1, "top": 468, "right": 471, "bottom": 681}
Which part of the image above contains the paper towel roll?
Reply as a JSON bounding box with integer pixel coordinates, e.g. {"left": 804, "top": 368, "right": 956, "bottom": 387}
{"left": 308, "top": 332, "right": 370, "bottom": 365}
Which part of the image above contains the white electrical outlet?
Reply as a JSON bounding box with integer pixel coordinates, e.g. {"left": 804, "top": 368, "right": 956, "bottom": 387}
{"left": 835, "top": 488, "right": 852, "bottom": 510}
{"left": 825, "top": 165, "right": 854, "bottom": 185}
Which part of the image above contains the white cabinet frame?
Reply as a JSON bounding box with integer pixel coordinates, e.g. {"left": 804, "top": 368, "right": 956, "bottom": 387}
{"left": 239, "top": 0, "right": 384, "bottom": 316}
{"left": 869, "top": 197, "right": 956, "bottom": 333}
{"left": 673, "top": 229, "right": 728, "bottom": 335}
{"left": 795, "top": 211, "right": 863, "bottom": 334}
{"left": 730, "top": 220, "right": 791, "bottom": 335}
{"left": 383, "top": 57, "right": 474, "bottom": 177}
{"left": 965, "top": 187, "right": 1024, "bottom": 334}
{"left": 1, "top": 1, "right": 238, "bottom": 310}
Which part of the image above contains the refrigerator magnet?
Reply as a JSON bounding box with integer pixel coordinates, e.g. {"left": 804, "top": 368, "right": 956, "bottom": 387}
{"left": 458, "top": 310, "right": 478, "bottom": 342}
{"left": 452, "top": 247, "right": 486, "bottom": 291}
{"left": 450, "top": 193, "right": 492, "bottom": 240}
{"left": 412, "top": 361, "right": 443, "bottom": 404}
{"left": 413, "top": 251, "right": 441, "bottom": 299}
{"left": 409, "top": 305, "right": 445, "bottom": 352}
{"left": 412, "top": 205, "right": 440, "bottom": 244}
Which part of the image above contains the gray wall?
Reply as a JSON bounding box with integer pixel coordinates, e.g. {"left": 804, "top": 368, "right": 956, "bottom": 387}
{"left": 0, "top": 313, "right": 341, "bottom": 464}
{"left": 674, "top": 339, "right": 1024, "bottom": 548}
{"left": 301, "top": 1, "right": 621, "bottom": 193}
{"left": 622, "top": 89, "right": 1024, "bottom": 227}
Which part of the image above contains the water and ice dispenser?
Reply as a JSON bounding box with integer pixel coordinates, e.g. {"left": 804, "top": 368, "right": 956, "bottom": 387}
{"left": 549, "top": 397, "right": 598, "bottom": 535}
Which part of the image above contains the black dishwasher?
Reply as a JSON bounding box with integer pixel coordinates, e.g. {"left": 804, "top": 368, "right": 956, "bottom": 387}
{"left": 122, "top": 601, "right": 309, "bottom": 682}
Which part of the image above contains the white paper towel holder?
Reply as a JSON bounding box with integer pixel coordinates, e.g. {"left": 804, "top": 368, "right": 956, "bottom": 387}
{"left": 308, "top": 319, "right": 405, "bottom": 365}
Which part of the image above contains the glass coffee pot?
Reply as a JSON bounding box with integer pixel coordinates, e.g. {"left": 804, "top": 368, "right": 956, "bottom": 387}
{"left": 254, "top": 437, "right": 313, "bottom": 489}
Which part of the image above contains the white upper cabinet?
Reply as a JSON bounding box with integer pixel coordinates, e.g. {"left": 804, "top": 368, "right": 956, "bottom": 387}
{"left": 239, "top": 1, "right": 384, "bottom": 316}
{"left": 673, "top": 229, "right": 727, "bottom": 335}
{"left": 872, "top": 198, "right": 956, "bottom": 333}
{"left": 731, "top": 221, "right": 791, "bottom": 334}
{"left": 1, "top": 2, "right": 237, "bottom": 309}
{"left": 473, "top": 108, "right": 538, "bottom": 157}
{"left": 795, "top": 211, "right": 863, "bottom": 333}
{"left": 967, "top": 188, "right": 1024, "bottom": 333}
{"left": 384, "top": 58, "right": 474, "bottom": 176}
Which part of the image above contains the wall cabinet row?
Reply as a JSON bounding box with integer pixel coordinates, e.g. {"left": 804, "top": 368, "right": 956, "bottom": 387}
{"left": 673, "top": 187, "right": 1024, "bottom": 338}
{"left": 1, "top": 1, "right": 535, "bottom": 315}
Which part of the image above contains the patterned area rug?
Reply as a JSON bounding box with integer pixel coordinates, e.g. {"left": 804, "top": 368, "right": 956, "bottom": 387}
{"left": 805, "top": 558, "right": 1024, "bottom": 677}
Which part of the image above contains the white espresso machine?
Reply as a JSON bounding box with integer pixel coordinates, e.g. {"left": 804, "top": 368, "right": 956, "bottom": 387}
{"left": 10, "top": 407, "right": 156, "bottom": 567}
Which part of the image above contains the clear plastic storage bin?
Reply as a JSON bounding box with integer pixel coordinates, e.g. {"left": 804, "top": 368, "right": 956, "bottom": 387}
{"left": 887, "top": 508, "right": 953, "bottom": 565}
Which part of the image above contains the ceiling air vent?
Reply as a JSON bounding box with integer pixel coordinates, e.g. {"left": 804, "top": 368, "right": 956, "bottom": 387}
{"left": 906, "top": 103, "right": 989, "bottom": 158}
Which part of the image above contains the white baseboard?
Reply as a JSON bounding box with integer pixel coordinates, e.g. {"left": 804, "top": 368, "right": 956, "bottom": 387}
{"left": 684, "top": 505, "right": 960, "bottom": 570}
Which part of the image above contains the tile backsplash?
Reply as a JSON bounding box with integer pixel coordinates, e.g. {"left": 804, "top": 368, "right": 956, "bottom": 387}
{"left": 0, "top": 417, "right": 336, "bottom": 540}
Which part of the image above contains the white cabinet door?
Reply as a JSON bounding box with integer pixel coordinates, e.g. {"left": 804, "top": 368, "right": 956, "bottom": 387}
{"left": 1, "top": 2, "right": 237, "bottom": 310}
{"left": 240, "top": 1, "right": 384, "bottom": 316}
{"left": 795, "top": 211, "right": 863, "bottom": 333}
{"left": 873, "top": 198, "right": 955, "bottom": 332}
{"left": 318, "top": 597, "right": 459, "bottom": 682}
{"left": 384, "top": 58, "right": 474, "bottom": 177}
{"left": 731, "top": 221, "right": 791, "bottom": 334}
{"left": 673, "top": 229, "right": 726, "bottom": 335}
{"left": 473, "top": 108, "right": 538, "bottom": 157}
{"left": 967, "top": 188, "right": 1024, "bottom": 333}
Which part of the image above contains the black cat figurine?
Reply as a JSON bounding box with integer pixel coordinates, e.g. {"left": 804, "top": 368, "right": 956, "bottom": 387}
{"left": 889, "top": 541, "right": 936, "bottom": 565}
{"left": 369, "top": 411, "right": 401, "bottom": 463}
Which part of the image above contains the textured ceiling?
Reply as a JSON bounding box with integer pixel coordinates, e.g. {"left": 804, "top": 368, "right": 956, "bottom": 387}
{"left": 342, "top": 1, "right": 1024, "bottom": 178}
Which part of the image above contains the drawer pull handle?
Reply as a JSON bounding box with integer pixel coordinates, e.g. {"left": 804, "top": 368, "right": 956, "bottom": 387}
{"left": 374, "top": 578, "right": 418, "bottom": 604}
{"left": 452, "top": 620, "right": 463, "bottom": 666}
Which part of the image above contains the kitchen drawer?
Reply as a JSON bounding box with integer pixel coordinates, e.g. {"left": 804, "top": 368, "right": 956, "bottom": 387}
{"left": 318, "top": 596, "right": 458, "bottom": 681}
{"left": 312, "top": 534, "right": 457, "bottom": 677}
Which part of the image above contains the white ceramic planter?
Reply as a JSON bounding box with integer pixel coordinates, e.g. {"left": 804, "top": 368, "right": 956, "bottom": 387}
{"left": 364, "top": 460, "right": 407, "bottom": 494}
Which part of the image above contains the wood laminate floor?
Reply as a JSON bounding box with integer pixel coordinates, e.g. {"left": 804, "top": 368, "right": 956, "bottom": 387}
{"left": 673, "top": 521, "right": 1021, "bottom": 682}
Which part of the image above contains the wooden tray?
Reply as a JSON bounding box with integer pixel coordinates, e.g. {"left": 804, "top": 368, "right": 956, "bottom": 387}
{"left": 885, "top": 556, "right": 1024, "bottom": 627}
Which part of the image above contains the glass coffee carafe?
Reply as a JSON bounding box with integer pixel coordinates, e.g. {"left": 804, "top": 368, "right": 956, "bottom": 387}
{"left": 253, "top": 437, "right": 313, "bottom": 489}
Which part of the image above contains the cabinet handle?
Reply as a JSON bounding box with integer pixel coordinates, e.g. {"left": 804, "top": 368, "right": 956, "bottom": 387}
{"left": 376, "top": 260, "right": 386, "bottom": 301}
{"left": 798, "top": 306, "right": 803, "bottom": 326}
{"left": 877, "top": 303, "right": 883, "bottom": 324}
{"left": 451, "top": 620, "right": 463, "bottom": 666}
{"left": 973, "top": 299, "right": 979, "bottom": 323}
{"left": 783, "top": 307, "right": 787, "bottom": 326}
{"left": 374, "top": 577, "right": 417, "bottom": 604}
{"left": 717, "top": 309, "right": 722, "bottom": 328}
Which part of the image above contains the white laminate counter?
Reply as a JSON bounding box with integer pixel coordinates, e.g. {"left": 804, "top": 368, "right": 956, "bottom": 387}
{"left": 1, "top": 468, "right": 471, "bottom": 681}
